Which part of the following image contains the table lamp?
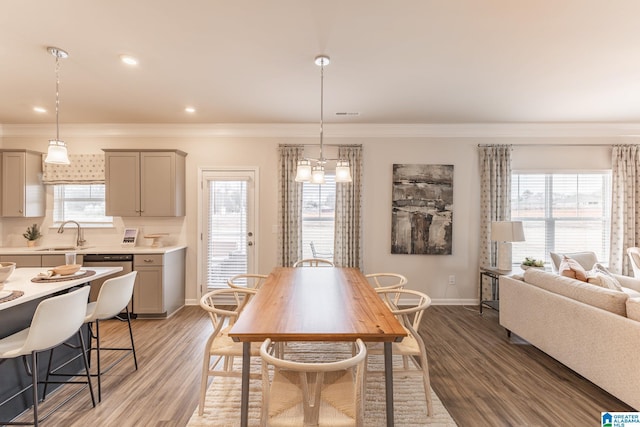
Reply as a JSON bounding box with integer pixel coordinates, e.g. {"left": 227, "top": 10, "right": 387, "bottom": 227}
{"left": 491, "top": 221, "right": 525, "bottom": 270}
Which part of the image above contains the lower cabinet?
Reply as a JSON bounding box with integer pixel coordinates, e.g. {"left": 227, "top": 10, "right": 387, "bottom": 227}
{"left": 133, "top": 249, "right": 185, "bottom": 318}
{"left": 0, "top": 254, "right": 84, "bottom": 267}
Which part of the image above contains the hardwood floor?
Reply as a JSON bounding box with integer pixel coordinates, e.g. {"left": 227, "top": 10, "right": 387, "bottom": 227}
{"left": 421, "top": 305, "right": 634, "bottom": 427}
{"left": 12, "top": 305, "right": 634, "bottom": 426}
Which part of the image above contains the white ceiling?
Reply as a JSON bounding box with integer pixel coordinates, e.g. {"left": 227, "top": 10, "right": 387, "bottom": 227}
{"left": 2, "top": 0, "right": 640, "bottom": 125}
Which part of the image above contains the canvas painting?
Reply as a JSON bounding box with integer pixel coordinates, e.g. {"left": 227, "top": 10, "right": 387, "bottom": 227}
{"left": 391, "top": 164, "right": 453, "bottom": 255}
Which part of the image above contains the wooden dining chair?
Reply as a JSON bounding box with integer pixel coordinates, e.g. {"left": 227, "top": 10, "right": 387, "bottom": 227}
{"left": 365, "top": 273, "right": 407, "bottom": 305}
{"left": 198, "top": 288, "right": 260, "bottom": 416}
{"left": 259, "top": 338, "right": 367, "bottom": 426}
{"left": 293, "top": 258, "right": 335, "bottom": 267}
{"left": 369, "top": 288, "right": 433, "bottom": 417}
{"left": 227, "top": 273, "right": 268, "bottom": 290}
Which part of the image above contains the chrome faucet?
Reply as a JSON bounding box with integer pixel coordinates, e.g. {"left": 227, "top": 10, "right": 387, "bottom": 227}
{"left": 57, "top": 220, "right": 86, "bottom": 247}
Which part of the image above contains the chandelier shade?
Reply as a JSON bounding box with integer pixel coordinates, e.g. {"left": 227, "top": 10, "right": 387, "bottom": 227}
{"left": 44, "top": 47, "right": 70, "bottom": 165}
{"left": 295, "top": 55, "right": 351, "bottom": 184}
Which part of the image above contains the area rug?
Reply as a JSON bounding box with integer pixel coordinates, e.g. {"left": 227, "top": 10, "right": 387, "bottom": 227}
{"left": 187, "top": 342, "right": 456, "bottom": 426}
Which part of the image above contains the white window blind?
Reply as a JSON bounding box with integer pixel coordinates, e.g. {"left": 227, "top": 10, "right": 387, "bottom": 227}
{"left": 206, "top": 180, "right": 247, "bottom": 285}
{"left": 53, "top": 184, "right": 113, "bottom": 226}
{"left": 511, "top": 172, "right": 612, "bottom": 266}
{"left": 301, "top": 175, "right": 335, "bottom": 261}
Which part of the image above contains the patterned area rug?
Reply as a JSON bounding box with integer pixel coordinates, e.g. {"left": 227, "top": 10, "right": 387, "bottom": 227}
{"left": 187, "top": 342, "right": 456, "bottom": 426}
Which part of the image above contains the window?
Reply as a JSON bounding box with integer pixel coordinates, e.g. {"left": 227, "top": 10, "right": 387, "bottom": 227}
{"left": 301, "top": 175, "right": 335, "bottom": 261}
{"left": 510, "top": 172, "right": 612, "bottom": 266}
{"left": 53, "top": 184, "right": 113, "bottom": 226}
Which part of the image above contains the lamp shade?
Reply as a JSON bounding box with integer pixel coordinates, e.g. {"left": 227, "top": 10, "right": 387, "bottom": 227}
{"left": 44, "top": 140, "right": 70, "bottom": 165}
{"left": 491, "top": 221, "right": 525, "bottom": 243}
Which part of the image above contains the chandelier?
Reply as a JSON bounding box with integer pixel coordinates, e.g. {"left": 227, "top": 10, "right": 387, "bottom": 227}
{"left": 295, "top": 55, "right": 352, "bottom": 184}
{"left": 44, "top": 46, "right": 70, "bottom": 165}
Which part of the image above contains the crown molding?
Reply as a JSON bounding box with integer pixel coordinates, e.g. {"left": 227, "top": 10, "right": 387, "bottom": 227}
{"left": 3, "top": 122, "right": 640, "bottom": 138}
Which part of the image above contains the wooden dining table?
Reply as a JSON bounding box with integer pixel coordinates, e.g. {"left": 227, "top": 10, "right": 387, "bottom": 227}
{"left": 229, "top": 266, "right": 407, "bottom": 427}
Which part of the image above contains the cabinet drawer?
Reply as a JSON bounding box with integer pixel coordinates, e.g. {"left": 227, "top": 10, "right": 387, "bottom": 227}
{"left": 134, "top": 254, "right": 163, "bottom": 267}
{"left": 0, "top": 254, "right": 40, "bottom": 268}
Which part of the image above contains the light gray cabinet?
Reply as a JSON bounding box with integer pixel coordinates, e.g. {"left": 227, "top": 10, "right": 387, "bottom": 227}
{"left": 133, "top": 249, "right": 185, "bottom": 317}
{"left": 0, "top": 254, "right": 83, "bottom": 267}
{"left": 103, "top": 149, "right": 186, "bottom": 217}
{"left": 1, "top": 150, "right": 45, "bottom": 217}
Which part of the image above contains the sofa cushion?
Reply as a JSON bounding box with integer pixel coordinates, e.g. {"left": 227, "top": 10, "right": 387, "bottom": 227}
{"left": 523, "top": 268, "right": 629, "bottom": 316}
{"left": 550, "top": 251, "right": 598, "bottom": 272}
{"left": 586, "top": 263, "right": 623, "bottom": 291}
{"left": 559, "top": 256, "right": 588, "bottom": 282}
{"left": 627, "top": 298, "right": 640, "bottom": 322}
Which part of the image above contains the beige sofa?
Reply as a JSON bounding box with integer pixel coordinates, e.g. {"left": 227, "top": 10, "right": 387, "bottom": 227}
{"left": 499, "top": 267, "right": 640, "bottom": 409}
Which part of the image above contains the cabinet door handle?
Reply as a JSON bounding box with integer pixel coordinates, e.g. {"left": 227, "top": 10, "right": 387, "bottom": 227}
{"left": 144, "top": 259, "right": 153, "bottom": 263}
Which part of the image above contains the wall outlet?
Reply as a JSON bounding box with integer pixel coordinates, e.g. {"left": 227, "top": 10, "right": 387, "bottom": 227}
{"left": 448, "top": 275, "right": 456, "bottom": 285}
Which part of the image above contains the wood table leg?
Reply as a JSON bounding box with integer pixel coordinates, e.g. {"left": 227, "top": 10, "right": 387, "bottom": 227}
{"left": 384, "top": 341, "right": 394, "bottom": 427}
{"left": 240, "top": 341, "right": 250, "bottom": 427}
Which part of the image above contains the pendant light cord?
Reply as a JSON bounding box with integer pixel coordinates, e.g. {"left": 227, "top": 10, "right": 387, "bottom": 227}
{"left": 319, "top": 60, "right": 324, "bottom": 162}
{"left": 55, "top": 53, "right": 61, "bottom": 141}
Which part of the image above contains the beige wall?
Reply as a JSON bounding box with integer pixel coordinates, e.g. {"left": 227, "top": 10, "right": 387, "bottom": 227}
{"left": 0, "top": 126, "right": 627, "bottom": 305}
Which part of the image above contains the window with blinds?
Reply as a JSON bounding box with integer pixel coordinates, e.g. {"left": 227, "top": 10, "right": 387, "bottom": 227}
{"left": 53, "top": 184, "right": 113, "bottom": 226}
{"left": 301, "top": 175, "right": 335, "bottom": 261}
{"left": 206, "top": 180, "right": 248, "bottom": 286}
{"left": 510, "top": 172, "right": 612, "bottom": 266}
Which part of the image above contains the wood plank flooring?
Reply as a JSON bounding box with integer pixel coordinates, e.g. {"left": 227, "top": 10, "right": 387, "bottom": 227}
{"left": 11, "top": 305, "right": 634, "bottom": 426}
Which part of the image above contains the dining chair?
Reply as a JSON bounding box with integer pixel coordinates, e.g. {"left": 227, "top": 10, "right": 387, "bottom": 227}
{"left": 198, "top": 288, "right": 261, "bottom": 416}
{"left": 227, "top": 273, "right": 268, "bottom": 290}
{"left": 293, "top": 258, "right": 335, "bottom": 267}
{"left": 259, "top": 337, "right": 367, "bottom": 426}
{"left": 365, "top": 273, "right": 407, "bottom": 305}
{"left": 0, "top": 287, "right": 94, "bottom": 426}
{"left": 45, "top": 272, "right": 138, "bottom": 403}
{"left": 369, "top": 288, "right": 433, "bottom": 417}
{"left": 627, "top": 247, "right": 640, "bottom": 278}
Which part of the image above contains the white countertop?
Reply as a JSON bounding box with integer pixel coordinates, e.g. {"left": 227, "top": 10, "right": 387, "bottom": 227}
{"left": 0, "top": 266, "right": 123, "bottom": 310}
{"left": 0, "top": 244, "right": 187, "bottom": 256}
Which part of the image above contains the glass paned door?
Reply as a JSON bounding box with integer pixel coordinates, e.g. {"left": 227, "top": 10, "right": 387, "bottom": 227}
{"left": 202, "top": 170, "right": 255, "bottom": 289}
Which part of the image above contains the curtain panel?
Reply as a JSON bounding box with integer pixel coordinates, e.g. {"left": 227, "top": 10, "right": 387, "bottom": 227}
{"left": 610, "top": 145, "right": 640, "bottom": 275}
{"left": 277, "top": 145, "right": 304, "bottom": 267}
{"left": 478, "top": 145, "right": 512, "bottom": 269}
{"left": 41, "top": 153, "right": 105, "bottom": 184}
{"left": 334, "top": 145, "right": 363, "bottom": 269}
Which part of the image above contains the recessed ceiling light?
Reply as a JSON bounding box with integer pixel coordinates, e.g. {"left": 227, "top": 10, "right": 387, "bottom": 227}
{"left": 120, "top": 55, "right": 138, "bottom": 66}
{"left": 33, "top": 106, "right": 47, "bottom": 113}
{"left": 185, "top": 107, "right": 196, "bottom": 113}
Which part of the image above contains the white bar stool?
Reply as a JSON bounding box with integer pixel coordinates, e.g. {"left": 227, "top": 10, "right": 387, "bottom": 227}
{"left": 47, "top": 271, "right": 138, "bottom": 403}
{"left": 0, "top": 286, "right": 94, "bottom": 426}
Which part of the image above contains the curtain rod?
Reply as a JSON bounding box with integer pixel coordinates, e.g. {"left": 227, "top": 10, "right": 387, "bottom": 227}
{"left": 477, "top": 143, "right": 629, "bottom": 148}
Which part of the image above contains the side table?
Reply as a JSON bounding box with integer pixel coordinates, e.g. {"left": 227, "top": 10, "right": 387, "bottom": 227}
{"left": 479, "top": 266, "right": 519, "bottom": 314}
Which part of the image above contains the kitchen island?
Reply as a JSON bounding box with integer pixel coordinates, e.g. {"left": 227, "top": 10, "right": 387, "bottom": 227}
{"left": 0, "top": 266, "right": 122, "bottom": 422}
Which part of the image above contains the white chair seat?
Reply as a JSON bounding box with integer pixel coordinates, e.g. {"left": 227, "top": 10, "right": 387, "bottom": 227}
{"left": 0, "top": 328, "right": 30, "bottom": 357}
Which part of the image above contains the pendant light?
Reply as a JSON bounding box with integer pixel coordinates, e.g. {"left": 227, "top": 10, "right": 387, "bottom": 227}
{"left": 295, "top": 55, "right": 352, "bottom": 184}
{"left": 44, "top": 47, "right": 70, "bottom": 165}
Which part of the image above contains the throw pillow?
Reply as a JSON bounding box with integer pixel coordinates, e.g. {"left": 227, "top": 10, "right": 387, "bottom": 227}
{"left": 587, "top": 263, "right": 623, "bottom": 291}
{"left": 559, "top": 256, "right": 588, "bottom": 282}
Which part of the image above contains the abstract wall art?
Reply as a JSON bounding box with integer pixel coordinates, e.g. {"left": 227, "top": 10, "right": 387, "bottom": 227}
{"left": 391, "top": 164, "right": 453, "bottom": 255}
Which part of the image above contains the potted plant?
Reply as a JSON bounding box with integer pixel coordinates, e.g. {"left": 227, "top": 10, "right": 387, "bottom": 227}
{"left": 521, "top": 256, "right": 544, "bottom": 270}
{"left": 23, "top": 223, "right": 42, "bottom": 247}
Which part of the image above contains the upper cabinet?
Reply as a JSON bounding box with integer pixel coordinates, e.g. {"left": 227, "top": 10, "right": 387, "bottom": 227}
{"left": 1, "top": 150, "right": 45, "bottom": 217}
{"left": 103, "top": 149, "right": 187, "bottom": 217}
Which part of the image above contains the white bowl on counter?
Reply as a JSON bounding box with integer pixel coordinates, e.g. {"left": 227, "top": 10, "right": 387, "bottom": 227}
{"left": 0, "top": 262, "right": 16, "bottom": 285}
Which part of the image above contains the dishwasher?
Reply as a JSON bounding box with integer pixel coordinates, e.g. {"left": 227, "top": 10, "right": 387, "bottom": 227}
{"left": 82, "top": 254, "right": 135, "bottom": 315}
